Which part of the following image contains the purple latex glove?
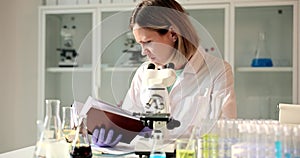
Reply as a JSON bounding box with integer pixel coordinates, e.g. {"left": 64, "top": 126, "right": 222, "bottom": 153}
{"left": 92, "top": 128, "right": 123, "bottom": 147}
{"left": 138, "top": 127, "right": 153, "bottom": 138}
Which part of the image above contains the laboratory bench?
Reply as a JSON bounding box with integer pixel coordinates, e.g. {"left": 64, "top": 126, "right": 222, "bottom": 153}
{"left": 0, "top": 145, "right": 139, "bottom": 158}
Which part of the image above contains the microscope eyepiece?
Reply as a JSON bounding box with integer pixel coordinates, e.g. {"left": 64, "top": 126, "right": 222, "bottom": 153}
{"left": 147, "top": 63, "right": 156, "bottom": 69}
{"left": 165, "top": 63, "right": 175, "bottom": 69}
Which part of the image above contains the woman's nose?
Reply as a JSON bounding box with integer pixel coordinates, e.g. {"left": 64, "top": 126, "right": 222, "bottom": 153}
{"left": 141, "top": 48, "right": 150, "bottom": 56}
{"left": 141, "top": 45, "right": 148, "bottom": 56}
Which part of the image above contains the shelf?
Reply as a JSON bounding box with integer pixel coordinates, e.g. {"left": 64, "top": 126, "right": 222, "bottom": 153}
{"left": 102, "top": 66, "right": 138, "bottom": 72}
{"left": 236, "top": 67, "right": 293, "bottom": 72}
{"left": 47, "top": 67, "right": 92, "bottom": 72}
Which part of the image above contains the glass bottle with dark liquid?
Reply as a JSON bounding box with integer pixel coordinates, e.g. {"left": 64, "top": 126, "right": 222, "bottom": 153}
{"left": 70, "top": 114, "right": 92, "bottom": 158}
{"left": 70, "top": 145, "right": 92, "bottom": 158}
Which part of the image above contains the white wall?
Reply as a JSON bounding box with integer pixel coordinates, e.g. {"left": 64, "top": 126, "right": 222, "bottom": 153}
{"left": 0, "top": 0, "right": 40, "bottom": 153}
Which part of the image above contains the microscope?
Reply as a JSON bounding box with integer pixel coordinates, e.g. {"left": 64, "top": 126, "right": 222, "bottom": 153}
{"left": 57, "top": 24, "right": 78, "bottom": 67}
{"left": 122, "top": 32, "right": 145, "bottom": 67}
{"left": 133, "top": 63, "right": 180, "bottom": 158}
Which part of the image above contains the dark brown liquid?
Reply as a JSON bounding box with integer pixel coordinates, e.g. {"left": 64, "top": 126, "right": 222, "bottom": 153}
{"left": 70, "top": 146, "right": 92, "bottom": 158}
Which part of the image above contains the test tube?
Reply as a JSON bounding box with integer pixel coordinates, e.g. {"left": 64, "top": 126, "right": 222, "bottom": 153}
{"left": 282, "top": 125, "right": 292, "bottom": 158}
{"left": 292, "top": 125, "right": 300, "bottom": 158}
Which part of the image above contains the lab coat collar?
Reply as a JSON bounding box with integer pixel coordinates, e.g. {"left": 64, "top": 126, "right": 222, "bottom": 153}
{"left": 182, "top": 48, "right": 205, "bottom": 75}
{"left": 169, "top": 48, "right": 206, "bottom": 93}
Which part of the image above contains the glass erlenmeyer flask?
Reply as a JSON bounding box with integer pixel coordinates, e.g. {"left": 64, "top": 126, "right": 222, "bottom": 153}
{"left": 251, "top": 32, "right": 273, "bottom": 67}
{"left": 62, "top": 106, "right": 76, "bottom": 143}
{"left": 33, "top": 99, "right": 69, "bottom": 158}
{"left": 70, "top": 114, "right": 92, "bottom": 158}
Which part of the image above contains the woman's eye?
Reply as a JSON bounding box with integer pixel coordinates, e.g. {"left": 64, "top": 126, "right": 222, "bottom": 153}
{"left": 146, "top": 40, "right": 151, "bottom": 44}
{"left": 140, "top": 41, "right": 151, "bottom": 46}
{"left": 142, "top": 41, "right": 151, "bottom": 44}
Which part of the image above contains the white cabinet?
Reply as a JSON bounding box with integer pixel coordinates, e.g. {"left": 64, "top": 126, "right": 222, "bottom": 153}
{"left": 98, "top": 4, "right": 230, "bottom": 105}
{"left": 185, "top": 4, "right": 230, "bottom": 61}
{"left": 38, "top": 0, "right": 299, "bottom": 120}
{"left": 232, "top": 1, "right": 298, "bottom": 119}
{"left": 38, "top": 6, "right": 99, "bottom": 120}
{"left": 98, "top": 8, "right": 137, "bottom": 105}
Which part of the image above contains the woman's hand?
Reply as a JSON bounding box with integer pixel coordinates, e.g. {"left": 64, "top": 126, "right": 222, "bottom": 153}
{"left": 138, "top": 127, "right": 153, "bottom": 138}
{"left": 92, "top": 127, "right": 123, "bottom": 147}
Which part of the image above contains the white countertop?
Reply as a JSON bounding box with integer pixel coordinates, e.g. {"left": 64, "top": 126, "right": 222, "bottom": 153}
{"left": 0, "top": 145, "right": 139, "bottom": 158}
{"left": 0, "top": 146, "right": 35, "bottom": 158}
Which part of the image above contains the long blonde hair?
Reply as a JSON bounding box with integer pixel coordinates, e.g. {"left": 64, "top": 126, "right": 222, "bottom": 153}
{"left": 130, "top": 0, "right": 199, "bottom": 60}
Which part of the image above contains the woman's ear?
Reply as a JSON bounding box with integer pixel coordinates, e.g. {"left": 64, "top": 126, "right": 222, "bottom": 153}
{"left": 172, "top": 33, "right": 178, "bottom": 42}
{"left": 169, "top": 27, "right": 178, "bottom": 42}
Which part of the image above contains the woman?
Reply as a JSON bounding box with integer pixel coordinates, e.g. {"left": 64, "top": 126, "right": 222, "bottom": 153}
{"left": 92, "top": 0, "right": 236, "bottom": 147}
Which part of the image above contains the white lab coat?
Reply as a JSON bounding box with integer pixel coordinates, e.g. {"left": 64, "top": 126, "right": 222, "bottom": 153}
{"left": 122, "top": 48, "right": 236, "bottom": 138}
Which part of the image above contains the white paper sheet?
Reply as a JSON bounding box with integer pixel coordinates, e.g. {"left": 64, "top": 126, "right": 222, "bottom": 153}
{"left": 91, "top": 142, "right": 135, "bottom": 156}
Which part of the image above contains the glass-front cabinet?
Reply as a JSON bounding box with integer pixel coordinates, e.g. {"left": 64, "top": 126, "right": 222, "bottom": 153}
{"left": 186, "top": 4, "right": 229, "bottom": 61}
{"left": 98, "top": 8, "right": 137, "bottom": 105}
{"left": 233, "top": 1, "right": 298, "bottom": 120}
{"left": 38, "top": 6, "right": 98, "bottom": 120}
{"left": 97, "top": 4, "right": 229, "bottom": 105}
{"left": 38, "top": 0, "right": 299, "bottom": 121}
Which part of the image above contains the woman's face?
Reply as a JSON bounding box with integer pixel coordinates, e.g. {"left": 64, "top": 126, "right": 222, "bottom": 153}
{"left": 133, "top": 25, "right": 176, "bottom": 66}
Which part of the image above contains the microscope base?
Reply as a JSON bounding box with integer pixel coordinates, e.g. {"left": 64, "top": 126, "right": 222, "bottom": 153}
{"left": 58, "top": 61, "right": 78, "bottom": 67}
{"left": 134, "top": 138, "right": 175, "bottom": 158}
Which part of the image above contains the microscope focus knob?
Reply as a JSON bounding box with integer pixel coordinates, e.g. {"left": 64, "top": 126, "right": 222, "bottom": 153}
{"left": 167, "top": 118, "right": 180, "bottom": 130}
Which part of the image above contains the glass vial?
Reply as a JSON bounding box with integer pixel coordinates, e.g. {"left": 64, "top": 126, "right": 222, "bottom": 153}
{"left": 251, "top": 32, "right": 273, "bottom": 67}
{"left": 33, "top": 99, "right": 69, "bottom": 158}
{"left": 176, "top": 139, "right": 196, "bottom": 158}
{"left": 292, "top": 126, "right": 300, "bottom": 158}
{"left": 70, "top": 114, "right": 92, "bottom": 158}
{"left": 150, "top": 131, "right": 166, "bottom": 158}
